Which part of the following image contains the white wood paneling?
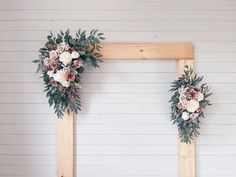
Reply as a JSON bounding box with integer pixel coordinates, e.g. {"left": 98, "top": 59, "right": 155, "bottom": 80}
{"left": 0, "top": 0, "right": 236, "bottom": 177}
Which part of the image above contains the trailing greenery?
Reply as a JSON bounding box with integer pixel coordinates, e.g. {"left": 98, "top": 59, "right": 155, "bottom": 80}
{"left": 169, "top": 65, "right": 212, "bottom": 143}
{"left": 33, "top": 29, "right": 105, "bottom": 118}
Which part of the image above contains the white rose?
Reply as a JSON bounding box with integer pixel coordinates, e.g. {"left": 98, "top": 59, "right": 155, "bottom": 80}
{"left": 47, "top": 70, "right": 54, "bottom": 77}
{"left": 182, "top": 112, "right": 190, "bottom": 120}
{"left": 59, "top": 52, "right": 72, "bottom": 66}
{"left": 186, "top": 100, "right": 200, "bottom": 113}
{"left": 197, "top": 92, "right": 204, "bottom": 101}
{"left": 71, "top": 51, "right": 80, "bottom": 59}
{"left": 53, "top": 69, "right": 70, "bottom": 87}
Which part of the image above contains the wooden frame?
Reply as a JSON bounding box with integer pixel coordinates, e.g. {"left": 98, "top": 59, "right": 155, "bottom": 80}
{"left": 57, "top": 43, "right": 195, "bottom": 177}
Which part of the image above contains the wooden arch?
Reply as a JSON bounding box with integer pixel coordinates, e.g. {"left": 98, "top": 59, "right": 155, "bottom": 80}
{"left": 57, "top": 43, "right": 195, "bottom": 177}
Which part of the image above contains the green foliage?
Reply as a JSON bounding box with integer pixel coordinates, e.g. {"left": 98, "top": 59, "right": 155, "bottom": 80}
{"left": 33, "top": 29, "right": 105, "bottom": 118}
{"left": 169, "top": 65, "right": 212, "bottom": 143}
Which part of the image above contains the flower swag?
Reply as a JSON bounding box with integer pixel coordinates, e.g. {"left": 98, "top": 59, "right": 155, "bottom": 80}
{"left": 33, "top": 29, "right": 105, "bottom": 118}
{"left": 169, "top": 65, "right": 212, "bottom": 143}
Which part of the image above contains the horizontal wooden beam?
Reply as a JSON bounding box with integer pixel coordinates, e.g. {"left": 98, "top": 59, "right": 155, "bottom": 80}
{"left": 101, "top": 43, "right": 194, "bottom": 60}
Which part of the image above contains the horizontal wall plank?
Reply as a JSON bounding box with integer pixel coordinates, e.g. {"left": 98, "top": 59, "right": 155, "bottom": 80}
{"left": 0, "top": 31, "right": 236, "bottom": 41}
{"left": 0, "top": 83, "right": 236, "bottom": 94}
{"left": 0, "top": 0, "right": 236, "bottom": 10}
{"left": 1, "top": 61, "right": 236, "bottom": 73}
{"left": 0, "top": 113, "right": 235, "bottom": 125}
{"left": 1, "top": 51, "right": 236, "bottom": 62}
{"left": 0, "top": 124, "right": 236, "bottom": 135}
{"left": 0, "top": 103, "right": 235, "bottom": 114}
{"left": 0, "top": 10, "right": 236, "bottom": 21}
{"left": 1, "top": 21, "right": 236, "bottom": 31}
{"left": 0, "top": 93, "right": 235, "bottom": 104}
{"left": 1, "top": 72, "right": 236, "bottom": 83}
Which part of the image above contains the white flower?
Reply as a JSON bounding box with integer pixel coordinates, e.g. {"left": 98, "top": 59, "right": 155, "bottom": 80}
{"left": 71, "top": 51, "right": 80, "bottom": 59}
{"left": 47, "top": 70, "right": 54, "bottom": 77}
{"left": 182, "top": 112, "right": 190, "bottom": 120}
{"left": 197, "top": 92, "right": 204, "bottom": 101}
{"left": 186, "top": 100, "right": 200, "bottom": 113}
{"left": 53, "top": 69, "right": 70, "bottom": 88}
{"left": 44, "top": 57, "right": 50, "bottom": 66}
{"left": 59, "top": 52, "right": 72, "bottom": 66}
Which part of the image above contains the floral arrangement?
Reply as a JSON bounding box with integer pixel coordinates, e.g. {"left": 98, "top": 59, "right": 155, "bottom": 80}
{"left": 169, "top": 65, "right": 212, "bottom": 143}
{"left": 33, "top": 29, "right": 105, "bottom": 118}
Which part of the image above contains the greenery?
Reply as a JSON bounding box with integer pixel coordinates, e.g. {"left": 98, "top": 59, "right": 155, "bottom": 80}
{"left": 33, "top": 29, "right": 105, "bottom": 118}
{"left": 169, "top": 65, "right": 212, "bottom": 143}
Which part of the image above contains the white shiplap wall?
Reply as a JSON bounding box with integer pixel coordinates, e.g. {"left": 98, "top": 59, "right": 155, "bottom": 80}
{"left": 0, "top": 0, "right": 236, "bottom": 177}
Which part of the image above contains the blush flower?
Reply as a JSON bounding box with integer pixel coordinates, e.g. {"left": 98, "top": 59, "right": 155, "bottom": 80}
{"left": 51, "top": 80, "right": 58, "bottom": 87}
{"left": 178, "top": 102, "right": 187, "bottom": 109}
{"left": 188, "top": 88, "right": 198, "bottom": 100}
{"left": 44, "top": 57, "right": 50, "bottom": 66}
{"left": 196, "top": 107, "right": 204, "bottom": 113}
{"left": 49, "top": 50, "right": 58, "bottom": 59}
{"left": 49, "top": 59, "right": 57, "bottom": 70}
{"left": 66, "top": 72, "right": 75, "bottom": 81}
{"left": 73, "top": 60, "right": 83, "bottom": 68}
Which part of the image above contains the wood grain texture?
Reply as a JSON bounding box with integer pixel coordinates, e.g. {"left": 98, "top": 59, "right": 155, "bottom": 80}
{"left": 101, "top": 43, "right": 194, "bottom": 60}
{"left": 57, "top": 111, "right": 74, "bottom": 177}
{"left": 177, "top": 60, "right": 196, "bottom": 177}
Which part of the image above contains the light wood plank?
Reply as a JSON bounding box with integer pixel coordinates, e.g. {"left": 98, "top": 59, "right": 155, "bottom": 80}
{"left": 177, "top": 60, "right": 196, "bottom": 177}
{"left": 57, "top": 111, "right": 74, "bottom": 177}
{"left": 100, "top": 43, "right": 194, "bottom": 60}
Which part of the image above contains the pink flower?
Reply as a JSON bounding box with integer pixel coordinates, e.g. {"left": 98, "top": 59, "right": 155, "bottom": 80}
{"left": 178, "top": 102, "right": 187, "bottom": 110}
{"left": 42, "top": 66, "right": 49, "bottom": 72}
{"left": 49, "top": 50, "right": 58, "bottom": 59}
{"left": 188, "top": 88, "right": 198, "bottom": 100}
{"left": 196, "top": 107, "right": 204, "bottom": 113}
{"left": 73, "top": 60, "right": 83, "bottom": 68}
{"left": 43, "top": 57, "right": 50, "bottom": 66}
{"left": 66, "top": 72, "right": 75, "bottom": 81}
{"left": 49, "top": 59, "right": 57, "bottom": 70}
{"left": 51, "top": 80, "right": 58, "bottom": 87}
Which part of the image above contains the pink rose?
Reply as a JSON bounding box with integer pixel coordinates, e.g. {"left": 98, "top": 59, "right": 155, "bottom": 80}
{"left": 196, "top": 107, "right": 204, "bottom": 113}
{"left": 49, "top": 50, "right": 58, "bottom": 59}
{"left": 188, "top": 88, "right": 198, "bottom": 100}
{"left": 73, "top": 60, "right": 83, "bottom": 68}
{"left": 178, "top": 102, "right": 187, "bottom": 110}
{"left": 51, "top": 80, "right": 58, "bottom": 87}
{"left": 49, "top": 59, "right": 57, "bottom": 70}
{"left": 66, "top": 72, "right": 75, "bottom": 81}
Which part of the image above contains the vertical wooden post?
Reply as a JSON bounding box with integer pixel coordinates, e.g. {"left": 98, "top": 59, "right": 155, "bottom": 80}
{"left": 57, "top": 111, "right": 74, "bottom": 177}
{"left": 177, "top": 60, "right": 196, "bottom": 177}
